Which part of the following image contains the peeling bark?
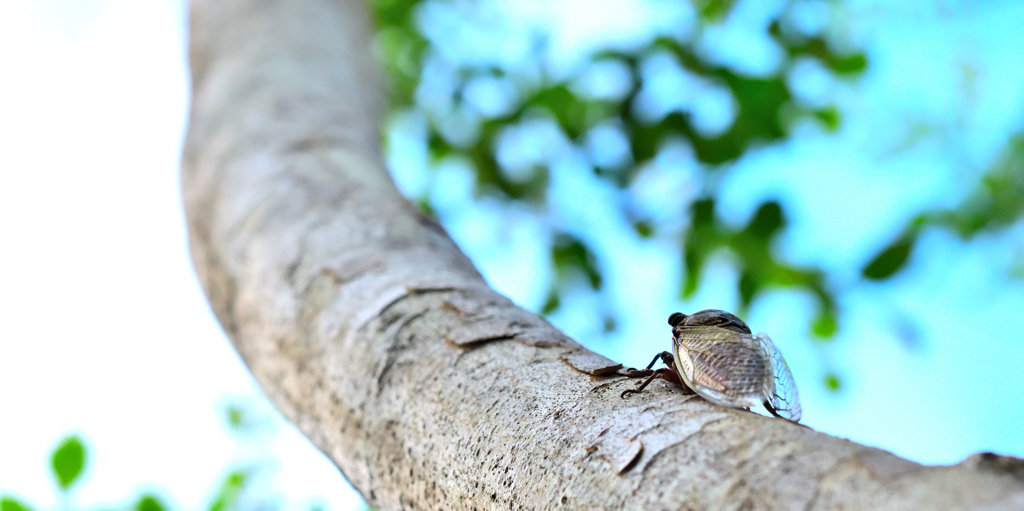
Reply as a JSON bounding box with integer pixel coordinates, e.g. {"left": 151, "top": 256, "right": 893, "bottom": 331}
{"left": 181, "top": 0, "right": 1024, "bottom": 509}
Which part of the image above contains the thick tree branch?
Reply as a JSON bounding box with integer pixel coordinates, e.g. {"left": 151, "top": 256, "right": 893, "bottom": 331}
{"left": 181, "top": 0, "right": 1024, "bottom": 508}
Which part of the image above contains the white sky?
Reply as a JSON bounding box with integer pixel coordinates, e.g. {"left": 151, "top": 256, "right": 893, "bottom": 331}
{"left": 1, "top": 0, "right": 1023, "bottom": 509}
{"left": 0, "top": 1, "right": 361, "bottom": 509}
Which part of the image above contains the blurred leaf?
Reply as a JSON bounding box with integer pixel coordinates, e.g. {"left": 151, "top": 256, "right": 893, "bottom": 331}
{"left": 527, "top": 86, "right": 587, "bottom": 138}
{"left": 51, "top": 436, "right": 86, "bottom": 490}
{"left": 863, "top": 236, "right": 914, "bottom": 280}
{"left": 682, "top": 198, "right": 720, "bottom": 299}
{"left": 373, "top": 0, "right": 864, "bottom": 345}
{"left": 812, "top": 309, "right": 838, "bottom": 339}
{"left": 602, "top": 315, "right": 617, "bottom": 333}
{"left": 682, "top": 247, "right": 702, "bottom": 298}
{"left": 226, "top": 406, "right": 245, "bottom": 429}
{"left": 683, "top": 197, "right": 835, "bottom": 321}
{"left": 746, "top": 201, "right": 784, "bottom": 240}
{"left": 933, "top": 134, "right": 1024, "bottom": 238}
{"left": 135, "top": 495, "right": 167, "bottom": 511}
{"left": 692, "top": 197, "right": 716, "bottom": 228}
{"left": 697, "top": 0, "right": 736, "bottom": 22}
{"left": 769, "top": 21, "right": 869, "bottom": 77}
{"left": 641, "top": 38, "right": 795, "bottom": 166}
{"left": 814, "top": 107, "right": 841, "bottom": 132}
{"left": 824, "top": 373, "right": 842, "bottom": 392}
{"left": 828, "top": 53, "right": 869, "bottom": 75}
{"left": 541, "top": 290, "right": 560, "bottom": 315}
{"left": 415, "top": 198, "right": 437, "bottom": 218}
{"left": 633, "top": 220, "right": 653, "bottom": 238}
{"left": 720, "top": 72, "right": 790, "bottom": 141}
{"left": 208, "top": 471, "right": 248, "bottom": 511}
{"left": 848, "top": 132, "right": 1024, "bottom": 345}
{"left": 426, "top": 131, "right": 454, "bottom": 161}
{"left": 738, "top": 271, "right": 758, "bottom": 307}
{"left": 0, "top": 497, "right": 34, "bottom": 511}
{"left": 863, "top": 134, "right": 1024, "bottom": 285}
{"left": 552, "top": 234, "right": 602, "bottom": 289}
{"left": 371, "top": 0, "right": 429, "bottom": 107}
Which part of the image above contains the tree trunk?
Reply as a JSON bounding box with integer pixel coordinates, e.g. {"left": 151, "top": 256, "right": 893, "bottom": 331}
{"left": 181, "top": 0, "right": 1024, "bottom": 508}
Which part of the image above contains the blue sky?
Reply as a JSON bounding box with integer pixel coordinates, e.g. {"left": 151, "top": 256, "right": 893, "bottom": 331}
{"left": 1, "top": 0, "right": 1023, "bottom": 510}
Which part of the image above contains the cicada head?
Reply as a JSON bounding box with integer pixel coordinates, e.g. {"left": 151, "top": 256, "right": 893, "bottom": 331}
{"left": 667, "top": 312, "right": 688, "bottom": 327}
{"left": 671, "top": 309, "right": 751, "bottom": 334}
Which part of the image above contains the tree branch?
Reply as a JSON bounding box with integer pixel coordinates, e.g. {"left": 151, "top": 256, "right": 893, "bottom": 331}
{"left": 181, "top": 0, "right": 1024, "bottom": 508}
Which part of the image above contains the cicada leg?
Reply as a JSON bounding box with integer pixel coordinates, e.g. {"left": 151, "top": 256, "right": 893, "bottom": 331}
{"left": 656, "top": 362, "right": 694, "bottom": 395}
{"left": 621, "top": 368, "right": 673, "bottom": 398}
{"left": 621, "top": 351, "right": 693, "bottom": 398}
{"left": 623, "top": 351, "right": 670, "bottom": 377}
{"left": 645, "top": 351, "right": 672, "bottom": 371}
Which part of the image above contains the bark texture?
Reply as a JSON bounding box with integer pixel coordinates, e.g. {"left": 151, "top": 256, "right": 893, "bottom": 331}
{"left": 181, "top": 0, "right": 1024, "bottom": 509}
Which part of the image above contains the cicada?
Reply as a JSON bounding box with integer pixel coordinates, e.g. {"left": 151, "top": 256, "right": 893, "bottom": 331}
{"left": 621, "top": 309, "right": 802, "bottom": 422}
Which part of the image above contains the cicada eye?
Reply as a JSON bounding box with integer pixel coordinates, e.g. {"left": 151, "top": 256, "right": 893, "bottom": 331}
{"left": 668, "top": 312, "right": 688, "bottom": 327}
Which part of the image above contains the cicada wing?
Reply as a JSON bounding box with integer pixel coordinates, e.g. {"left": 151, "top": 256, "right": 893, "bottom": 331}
{"left": 674, "top": 327, "right": 774, "bottom": 409}
{"left": 755, "top": 332, "right": 802, "bottom": 422}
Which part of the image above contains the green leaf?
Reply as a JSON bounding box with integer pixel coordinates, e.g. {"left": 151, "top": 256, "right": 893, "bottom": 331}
{"left": 828, "top": 53, "right": 868, "bottom": 75}
{"left": 527, "top": 86, "right": 590, "bottom": 138}
{"left": 813, "top": 107, "right": 841, "bottom": 132}
{"left": 682, "top": 198, "right": 718, "bottom": 299}
{"left": 682, "top": 247, "right": 701, "bottom": 298}
{"left": 698, "top": 0, "right": 736, "bottom": 21}
{"left": 863, "top": 236, "right": 914, "bottom": 280}
{"left": 226, "top": 406, "right": 245, "bottom": 429}
{"left": 738, "top": 271, "right": 758, "bottom": 307}
{"left": 824, "top": 373, "right": 842, "bottom": 392}
{"left": 633, "top": 220, "right": 653, "bottom": 238}
{"left": 552, "top": 235, "right": 602, "bottom": 289}
{"left": 415, "top": 198, "right": 436, "bottom": 218}
{"left": 692, "top": 198, "right": 716, "bottom": 228}
{"left": 1, "top": 497, "right": 34, "bottom": 511}
{"left": 135, "top": 495, "right": 167, "bottom": 511}
{"left": 208, "top": 471, "right": 248, "bottom": 511}
{"left": 746, "top": 201, "right": 784, "bottom": 240}
{"left": 51, "top": 436, "right": 86, "bottom": 490}
{"left": 602, "top": 315, "right": 617, "bottom": 333}
{"left": 540, "top": 290, "right": 560, "bottom": 315}
{"left": 811, "top": 310, "right": 838, "bottom": 338}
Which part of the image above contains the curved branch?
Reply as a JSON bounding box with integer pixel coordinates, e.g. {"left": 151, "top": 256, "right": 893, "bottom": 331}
{"left": 181, "top": 0, "right": 1024, "bottom": 508}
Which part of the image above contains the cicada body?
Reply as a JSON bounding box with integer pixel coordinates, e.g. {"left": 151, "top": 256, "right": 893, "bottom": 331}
{"left": 622, "top": 310, "right": 801, "bottom": 422}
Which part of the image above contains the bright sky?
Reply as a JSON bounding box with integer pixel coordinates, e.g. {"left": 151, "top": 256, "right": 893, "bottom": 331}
{"left": 1, "top": 0, "right": 1023, "bottom": 509}
{"left": 0, "top": 1, "right": 361, "bottom": 509}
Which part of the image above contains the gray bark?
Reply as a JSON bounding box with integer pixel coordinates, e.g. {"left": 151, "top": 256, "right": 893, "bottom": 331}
{"left": 181, "top": 0, "right": 1024, "bottom": 509}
